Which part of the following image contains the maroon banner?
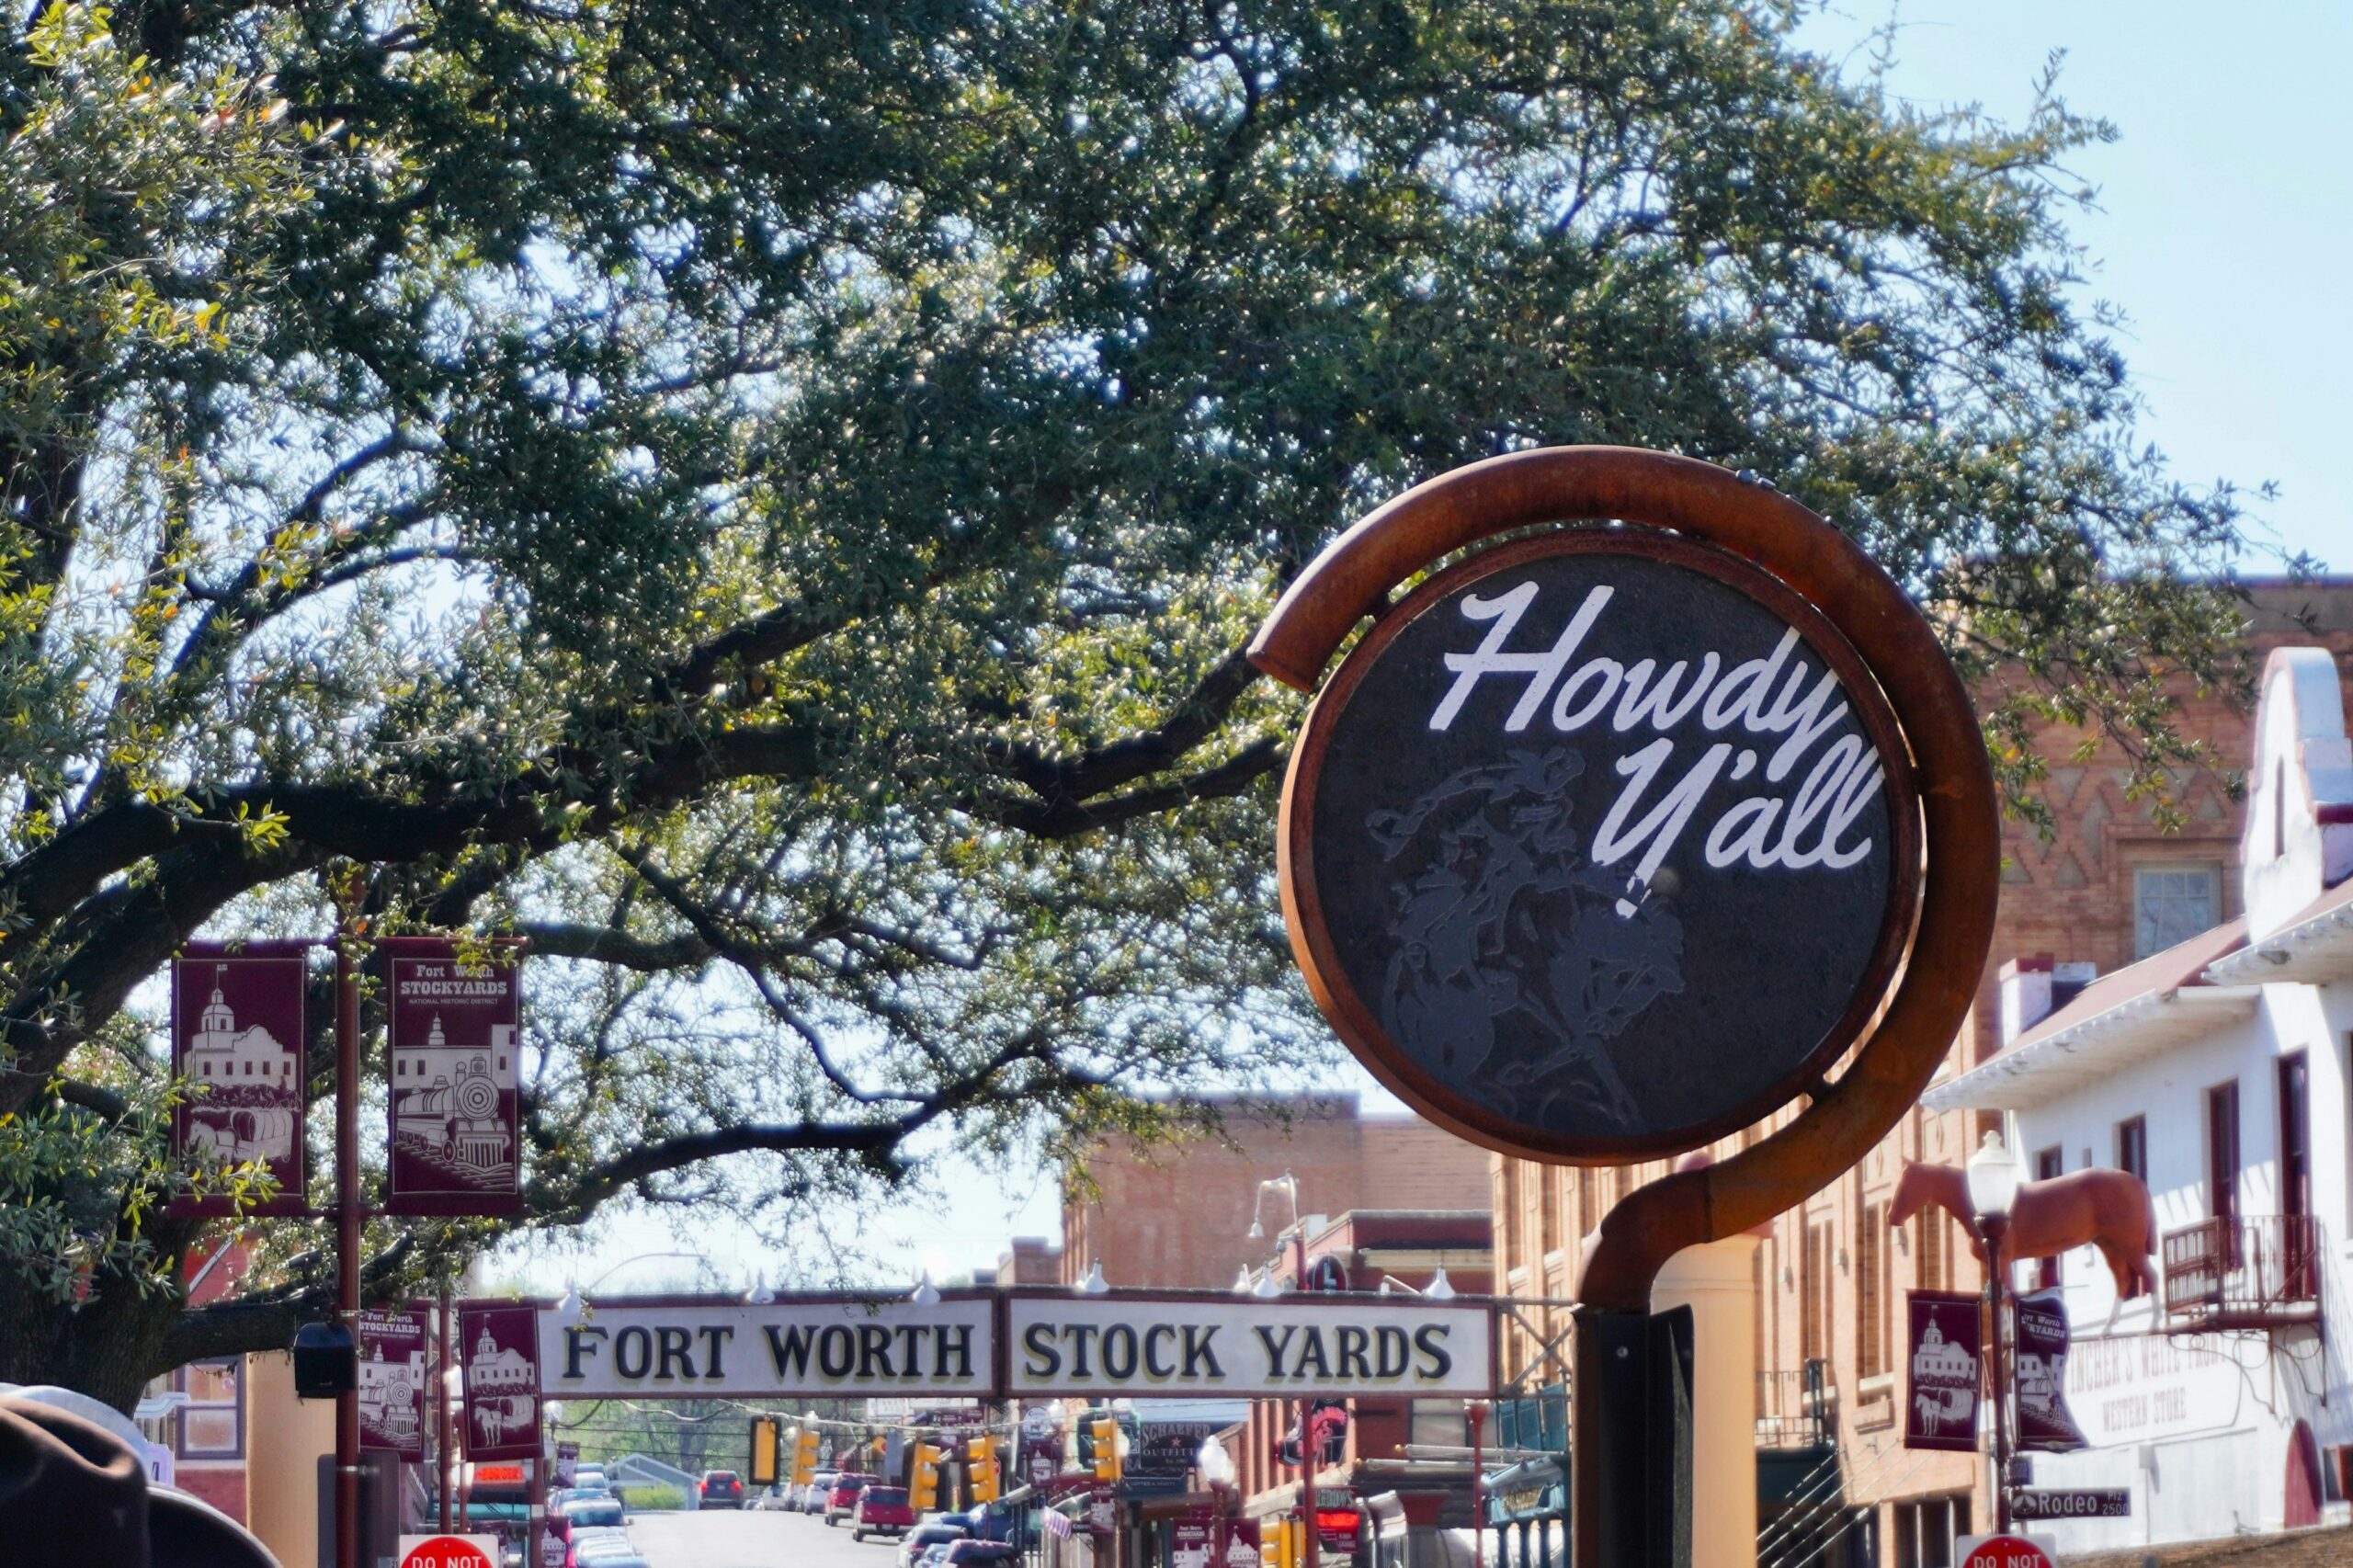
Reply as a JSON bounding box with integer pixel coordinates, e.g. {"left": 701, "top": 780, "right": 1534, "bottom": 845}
{"left": 1904, "top": 1290, "right": 1982, "bottom": 1452}
{"left": 1172, "top": 1512, "right": 1218, "bottom": 1568}
{"left": 459, "top": 1302, "right": 540, "bottom": 1460}
{"left": 170, "top": 946, "right": 312, "bottom": 1217}
{"left": 1222, "top": 1519, "right": 1264, "bottom": 1568}
{"left": 358, "top": 1306, "right": 428, "bottom": 1457}
{"left": 385, "top": 939, "right": 524, "bottom": 1216}
{"left": 2013, "top": 1290, "right": 2087, "bottom": 1452}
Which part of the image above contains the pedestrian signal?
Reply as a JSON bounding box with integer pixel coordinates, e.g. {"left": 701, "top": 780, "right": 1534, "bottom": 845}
{"left": 966, "top": 1436, "right": 999, "bottom": 1503}
{"left": 791, "top": 1426, "right": 820, "bottom": 1486}
{"left": 911, "top": 1442, "right": 943, "bottom": 1510}
{"left": 749, "top": 1416, "right": 780, "bottom": 1487}
{"left": 1090, "top": 1416, "right": 1120, "bottom": 1482}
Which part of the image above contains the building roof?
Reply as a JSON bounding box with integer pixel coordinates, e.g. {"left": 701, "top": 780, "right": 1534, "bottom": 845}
{"left": 2206, "top": 869, "right": 2353, "bottom": 986}
{"left": 1922, "top": 916, "right": 2257, "bottom": 1113}
{"left": 2062, "top": 1525, "right": 2353, "bottom": 1567}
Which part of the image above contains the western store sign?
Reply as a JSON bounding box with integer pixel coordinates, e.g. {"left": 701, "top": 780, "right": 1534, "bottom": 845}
{"left": 529, "top": 1290, "right": 1492, "bottom": 1400}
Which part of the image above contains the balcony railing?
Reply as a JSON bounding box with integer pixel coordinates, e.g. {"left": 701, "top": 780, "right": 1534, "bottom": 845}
{"left": 2162, "top": 1214, "right": 2322, "bottom": 1331}
{"left": 1756, "top": 1358, "right": 1836, "bottom": 1449}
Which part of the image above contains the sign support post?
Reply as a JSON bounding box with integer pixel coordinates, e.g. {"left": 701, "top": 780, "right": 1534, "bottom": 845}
{"left": 335, "top": 913, "right": 362, "bottom": 1568}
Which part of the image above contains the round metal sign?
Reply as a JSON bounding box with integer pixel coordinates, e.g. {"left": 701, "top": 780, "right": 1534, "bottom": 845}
{"left": 1281, "top": 528, "right": 1921, "bottom": 1161}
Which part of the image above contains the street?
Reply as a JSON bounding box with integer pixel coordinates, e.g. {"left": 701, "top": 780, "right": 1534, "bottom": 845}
{"left": 627, "top": 1506, "right": 912, "bottom": 1568}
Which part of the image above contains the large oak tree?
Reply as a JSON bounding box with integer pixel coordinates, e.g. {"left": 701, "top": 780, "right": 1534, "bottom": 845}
{"left": 0, "top": 0, "right": 2259, "bottom": 1407}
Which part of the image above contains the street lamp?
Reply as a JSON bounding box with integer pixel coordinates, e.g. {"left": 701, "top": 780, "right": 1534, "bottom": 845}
{"left": 555, "top": 1251, "right": 712, "bottom": 1323}
{"left": 1966, "top": 1128, "right": 2023, "bottom": 1533}
{"left": 1074, "top": 1261, "right": 1111, "bottom": 1295}
{"left": 1247, "top": 1172, "right": 1300, "bottom": 1242}
{"left": 910, "top": 1272, "right": 941, "bottom": 1306}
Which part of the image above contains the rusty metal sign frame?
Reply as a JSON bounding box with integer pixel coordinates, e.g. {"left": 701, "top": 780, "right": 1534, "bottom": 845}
{"left": 1248, "top": 446, "right": 2000, "bottom": 1567}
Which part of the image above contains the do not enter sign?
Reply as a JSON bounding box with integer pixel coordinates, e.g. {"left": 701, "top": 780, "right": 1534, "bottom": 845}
{"left": 397, "top": 1536, "right": 503, "bottom": 1568}
{"left": 1958, "top": 1535, "right": 2057, "bottom": 1568}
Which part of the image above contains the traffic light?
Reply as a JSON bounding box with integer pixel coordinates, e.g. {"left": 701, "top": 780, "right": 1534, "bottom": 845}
{"left": 749, "top": 1416, "right": 780, "bottom": 1487}
{"left": 1089, "top": 1416, "right": 1120, "bottom": 1482}
{"left": 966, "top": 1436, "right": 999, "bottom": 1504}
{"left": 911, "top": 1442, "right": 942, "bottom": 1511}
{"left": 1270, "top": 1517, "right": 1301, "bottom": 1568}
{"left": 791, "top": 1426, "right": 820, "bottom": 1486}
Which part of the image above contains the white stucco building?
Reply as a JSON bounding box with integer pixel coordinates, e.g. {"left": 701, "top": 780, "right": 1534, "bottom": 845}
{"left": 1926, "top": 644, "right": 2353, "bottom": 1552}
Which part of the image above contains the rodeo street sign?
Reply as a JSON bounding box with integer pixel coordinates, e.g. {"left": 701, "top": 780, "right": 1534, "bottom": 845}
{"left": 1277, "top": 528, "right": 1920, "bottom": 1159}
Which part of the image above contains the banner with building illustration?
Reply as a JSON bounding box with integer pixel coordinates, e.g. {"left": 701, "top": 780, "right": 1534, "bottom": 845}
{"left": 358, "top": 1307, "right": 429, "bottom": 1458}
{"left": 169, "top": 946, "right": 312, "bottom": 1218}
{"left": 2013, "top": 1290, "right": 2087, "bottom": 1452}
{"left": 384, "top": 938, "right": 524, "bottom": 1216}
{"left": 459, "top": 1302, "right": 540, "bottom": 1460}
{"left": 1904, "top": 1290, "right": 1982, "bottom": 1452}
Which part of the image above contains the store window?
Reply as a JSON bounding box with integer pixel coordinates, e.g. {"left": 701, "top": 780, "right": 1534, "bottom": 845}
{"left": 178, "top": 1358, "right": 243, "bottom": 1458}
{"left": 1892, "top": 1494, "right": 1972, "bottom": 1568}
{"left": 2133, "top": 863, "right": 2221, "bottom": 959}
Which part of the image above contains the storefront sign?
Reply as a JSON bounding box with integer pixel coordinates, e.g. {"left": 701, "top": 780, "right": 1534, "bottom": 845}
{"left": 1127, "top": 1420, "right": 1219, "bottom": 1497}
{"left": 1278, "top": 531, "right": 1916, "bottom": 1159}
{"left": 385, "top": 938, "right": 524, "bottom": 1216}
{"left": 2010, "top": 1489, "right": 2130, "bottom": 1521}
{"left": 358, "top": 1307, "right": 429, "bottom": 1457}
{"left": 1171, "top": 1512, "right": 1219, "bottom": 1568}
{"left": 170, "top": 946, "right": 312, "bottom": 1217}
{"left": 459, "top": 1302, "right": 541, "bottom": 1460}
{"left": 2063, "top": 1331, "right": 2243, "bottom": 1445}
{"left": 537, "top": 1299, "right": 994, "bottom": 1399}
{"left": 1904, "top": 1290, "right": 1982, "bottom": 1452}
{"left": 2012, "top": 1290, "right": 2086, "bottom": 1452}
{"left": 1007, "top": 1296, "right": 1490, "bottom": 1397}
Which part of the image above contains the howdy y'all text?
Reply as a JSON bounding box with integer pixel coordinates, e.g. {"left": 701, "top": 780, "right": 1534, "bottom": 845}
{"left": 1429, "top": 580, "right": 1886, "bottom": 888}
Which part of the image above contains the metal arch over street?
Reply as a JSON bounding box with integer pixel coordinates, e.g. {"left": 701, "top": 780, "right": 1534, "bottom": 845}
{"left": 481, "top": 1287, "right": 1500, "bottom": 1403}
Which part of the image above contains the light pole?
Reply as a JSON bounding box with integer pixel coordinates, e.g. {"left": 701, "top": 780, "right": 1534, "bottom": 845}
{"left": 1248, "top": 1173, "right": 1317, "bottom": 1568}
{"left": 1966, "top": 1128, "right": 2023, "bottom": 1535}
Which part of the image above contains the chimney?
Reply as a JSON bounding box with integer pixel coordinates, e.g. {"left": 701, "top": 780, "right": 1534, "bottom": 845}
{"left": 1998, "top": 955, "right": 2097, "bottom": 1047}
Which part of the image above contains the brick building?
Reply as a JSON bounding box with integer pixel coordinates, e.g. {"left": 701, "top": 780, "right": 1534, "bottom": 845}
{"left": 1487, "top": 581, "right": 2353, "bottom": 1568}
{"left": 1059, "top": 1094, "right": 1490, "bottom": 1290}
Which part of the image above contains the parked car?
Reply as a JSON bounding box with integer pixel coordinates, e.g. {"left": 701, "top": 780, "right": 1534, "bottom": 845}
{"left": 566, "top": 1528, "right": 644, "bottom": 1568}
{"left": 697, "top": 1470, "right": 745, "bottom": 1510}
{"left": 800, "top": 1470, "right": 838, "bottom": 1513}
{"left": 913, "top": 1547, "right": 957, "bottom": 1568}
{"left": 898, "top": 1521, "right": 970, "bottom": 1568}
{"left": 939, "top": 1543, "right": 1020, "bottom": 1567}
{"left": 851, "top": 1484, "right": 916, "bottom": 1541}
{"left": 559, "top": 1498, "right": 626, "bottom": 1535}
{"left": 822, "top": 1471, "right": 873, "bottom": 1526}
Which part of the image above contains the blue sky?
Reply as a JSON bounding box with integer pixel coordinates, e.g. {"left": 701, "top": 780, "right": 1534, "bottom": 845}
{"left": 501, "top": 2, "right": 2349, "bottom": 1298}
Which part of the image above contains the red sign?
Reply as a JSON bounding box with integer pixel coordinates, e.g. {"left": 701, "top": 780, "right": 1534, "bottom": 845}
{"left": 1960, "top": 1536, "right": 2056, "bottom": 1568}
{"left": 169, "top": 945, "right": 313, "bottom": 1216}
{"left": 358, "top": 1307, "right": 429, "bottom": 1457}
{"left": 385, "top": 938, "right": 525, "bottom": 1215}
{"left": 398, "top": 1537, "right": 502, "bottom": 1568}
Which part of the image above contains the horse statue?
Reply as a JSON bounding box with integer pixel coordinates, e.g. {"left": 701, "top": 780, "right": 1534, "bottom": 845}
{"left": 1888, "top": 1159, "right": 2158, "bottom": 1300}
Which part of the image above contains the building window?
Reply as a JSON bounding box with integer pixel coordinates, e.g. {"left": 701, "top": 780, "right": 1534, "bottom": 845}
{"left": 1540, "top": 1167, "right": 1560, "bottom": 1257}
{"left": 1916, "top": 1210, "right": 1949, "bottom": 1292}
{"left": 178, "top": 1358, "right": 243, "bottom": 1458}
{"left": 2208, "top": 1081, "right": 2241, "bottom": 1226}
{"left": 1802, "top": 1221, "right": 1833, "bottom": 1363}
{"left": 2134, "top": 863, "right": 2222, "bottom": 959}
{"left": 1857, "top": 1201, "right": 1889, "bottom": 1380}
{"left": 1892, "top": 1494, "right": 1973, "bottom": 1568}
{"left": 2116, "top": 1116, "right": 2148, "bottom": 1185}
{"left": 1499, "top": 1163, "right": 1521, "bottom": 1267}
{"left": 1576, "top": 1169, "right": 1597, "bottom": 1238}
{"left": 2033, "top": 1147, "right": 2063, "bottom": 1290}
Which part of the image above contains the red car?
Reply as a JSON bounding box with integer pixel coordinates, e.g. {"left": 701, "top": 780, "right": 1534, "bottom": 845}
{"left": 697, "top": 1469, "right": 745, "bottom": 1509}
{"left": 851, "top": 1484, "right": 916, "bottom": 1541}
{"left": 823, "top": 1471, "right": 873, "bottom": 1526}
